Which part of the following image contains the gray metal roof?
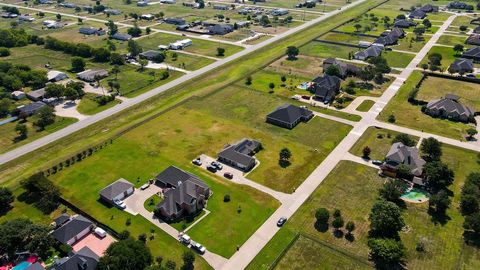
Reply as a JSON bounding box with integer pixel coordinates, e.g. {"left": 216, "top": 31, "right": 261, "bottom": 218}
{"left": 54, "top": 213, "right": 70, "bottom": 227}
{"left": 155, "top": 166, "right": 208, "bottom": 189}
{"left": 449, "top": 58, "right": 474, "bottom": 73}
{"left": 218, "top": 139, "right": 260, "bottom": 168}
{"left": 19, "top": 101, "right": 46, "bottom": 115}
{"left": 385, "top": 142, "right": 426, "bottom": 176}
{"left": 427, "top": 95, "right": 474, "bottom": 118}
{"left": 99, "top": 178, "right": 134, "bottom": 201}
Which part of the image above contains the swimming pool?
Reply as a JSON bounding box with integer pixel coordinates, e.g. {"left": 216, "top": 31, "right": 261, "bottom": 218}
{"left": 401, "top": 188, "right": 429, "bottom": 203}
{"left": 13, "top": 262, "right": 31, "bottom": 270}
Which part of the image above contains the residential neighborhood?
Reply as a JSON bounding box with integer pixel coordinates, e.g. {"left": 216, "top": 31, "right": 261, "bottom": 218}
{"left": 1, "top": 0, "right": 480, "bottom": 270}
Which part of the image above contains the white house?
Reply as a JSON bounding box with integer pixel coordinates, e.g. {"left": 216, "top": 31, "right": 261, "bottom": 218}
{"left": 11, "top": 91, "right": 26, "bottom": 100}
{"left": 47, "top": 70, "right": 68, "bottom": 82}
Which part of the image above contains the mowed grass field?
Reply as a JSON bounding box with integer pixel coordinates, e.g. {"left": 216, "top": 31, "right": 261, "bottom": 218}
{"left": 379, "top": 71, "right": 475, "bottom": 140}
{"left": 416, "top": 76, "right": 480, "bottom": 111}
{"left": 248, "top": 145, "right": 480, "bottom": 270}
{"left": 77, "top": 93, "right": 122, "bottom": 115}
{"left": 349, "top": 126, "right": 418, "bottom": 160}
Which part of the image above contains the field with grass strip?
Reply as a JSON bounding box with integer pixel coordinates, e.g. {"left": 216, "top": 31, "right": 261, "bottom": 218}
{"left": 77, "top": 93, "right": 122, "bottom": 115}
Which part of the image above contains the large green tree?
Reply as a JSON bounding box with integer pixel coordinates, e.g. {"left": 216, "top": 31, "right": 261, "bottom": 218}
{"left": 424, "top": 161, "right": 454, "bottom": 191}
{"left": 0, "top": 187, "right": 14, "bottom": 214}
{"left": 98, "top": 239, "right": 153, "bottom": 270}
{"left": 369, "top": 200, "right": 405, "bottom": 238}
{"left": 368, "top": 238, "right": 405, "bottom": 268}
{"left": 420, "top": 137, "right": 442, "bottom": 161}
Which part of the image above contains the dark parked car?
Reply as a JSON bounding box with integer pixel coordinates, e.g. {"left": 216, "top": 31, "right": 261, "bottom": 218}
{"left": 211, "top": 161, "right": 223, "bottom": 170}
{"left": 207, "top": 165, "right": 217, "bottom": 173}
{"left": 192, "top": 158, "right": 202, "bottom": 166}
{"left": 277, "top": 217, "right": 287, "bottom": 227}
{"left": 223, "top": 172, "right": 233, "bottom": 179}
{"left": 372, "top": 160, "right": 383, "bottom": 166}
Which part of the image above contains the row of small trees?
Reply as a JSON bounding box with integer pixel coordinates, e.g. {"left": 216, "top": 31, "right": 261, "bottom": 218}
{"left": 315, "top": 208, "right": 356, "bottom": 239}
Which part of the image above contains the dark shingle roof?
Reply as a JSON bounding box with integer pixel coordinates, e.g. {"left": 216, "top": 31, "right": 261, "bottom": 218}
{"left": 466, "top": 34, "right": 480, "bottom": 45}
{"left": 427, "top": 95, "right": 474, "bottom": 118}
{"left": 51, "top": 215, "right": 93, "bottom": 244}
{"left": 266, "top": 104, "right": 313, "bottom": 125}
{"left": 111, "top": 32, "right": 132, "bottom": 41}
{"left": 218, "top": 139, "right": 260, "bottom": 168}
{"left": 19, "top": 101, "right": 46, "bottom": 115}
{"left": 155, "top": 166, "right": 208, "bottom": 190}
{"left": 354, "top": 45, "right": 383, "bottom": 59}
{"left": 394, "top": 19, "right": 416, "bottom": 28}
{"left": 385, "top": 142, "right": 426, "bottom": 176}
{"left": 409, "top": 9, "right": 426, "bottom": 19}
{"left": 462, "top": 47, "right": 480, "bottom": 59}
{"left": 449, "top": 58, "right": 474, "bottom": 73}
{"left": 54, "top": 213, "right": 71, "bottom": 227}
{"left": 99, "top": 178, "right": 134, "bottom": 202}
{"left": 50, "top": 247, "right": 99, "bottom": 270}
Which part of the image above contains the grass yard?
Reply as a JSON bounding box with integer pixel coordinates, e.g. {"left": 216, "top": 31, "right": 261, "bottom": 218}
{"left": 379, "top": 71, "right": 475, "bottom": 140}
{"left": 394, "top": 33, "right": 431, "bottom": 52}
{"left": 355, "top": 99, "right": 375, "bottom": 112}
{"left": 267, "top": 55, "right": 325, "bottom": 78}
{"left": 419, "top": 46, "right": 457, "bottom": 69}
{"left": 349, "top": 126, "right": 419, "bottom": 160}
{"left": 319, "top": 32, "right": 376, "bottom": 45}
{"left": 436, "top": 34, "right": 468, "bottom": 47}
{"left": 164, "top": 51, "right": 215, "bottom": 71}
{"left": 77, "top": 93, "right": 121, "bottom": 115}
{"left": 143, "top": 194, "right": 162, "bottom": 213}
{"left": 242, "top": 69, "right": 311, "bottom": 98}
{"left": 450, "top": 15, "right": 475, "bottom": 27}
{"left": 248, "top": 147, "right": 480, "bottom": 270}
{"left": 300, "top": 41, "right": 358, "bottom": 59}
{"left": 0, "top": 116, "right": 77, "bottom": 154}
{"left": 382, "top": 50, "right": 415, "bottom": 68}
{"left": 416, "top": 76, "right": 480, "bottom": 111}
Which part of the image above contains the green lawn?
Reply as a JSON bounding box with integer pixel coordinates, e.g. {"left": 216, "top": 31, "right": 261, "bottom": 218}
{"left": 248, "top": 146, "right": 480, "bottom": 270}
{"left": 143, "top": 194, "right": 162, "bottom": 213}
{"left": 241, "top": 69, "right": 311, "bottom": 98}
{"left": 419, "top": 46, "right": 458, "bottom": 69}
{"left": 0, "top": 116, "right": 77, "bottom": 154}
{"left": 77, "top": 93, "right": 121, "bottom": 115}
{"left": 300, "top": 41, "right": 358, "bottom": 59}
{"left": 378, "top": 71, "right": 474, "bottom": 140}
{"left": 164, "top": 51, "right": 215, "bottom": 71}
{"left": 394, "top": 33, "right": 431, "bottom": 52}
{"left": 355, "top": 100, "right": 375, "bottom": 112}
{"left": 349, "top": 126, "right": 419, "bottom": 160}
{"left": 416, "top": 76, "right": 480, "bottom": 111}
{"left": 383, "top": 50, "right": 415, "bottom": 68}
{"left": 436, "top": 34, "right": 468, "bottom": 47}
{"left": 319, "top": 32, "right": 376, "bottom": 45}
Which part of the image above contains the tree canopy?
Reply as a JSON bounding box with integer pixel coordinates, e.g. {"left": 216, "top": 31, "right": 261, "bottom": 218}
{"left": 98, "top": 239, "right": 153, "bottom": 270}
{"left": 369, "top": 200, "right": 405, "bottom": 238}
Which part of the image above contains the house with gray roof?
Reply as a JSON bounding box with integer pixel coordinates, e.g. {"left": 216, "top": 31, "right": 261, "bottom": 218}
{"left": 354, "top": 44, "right": 383, "bottom": 60}
{"left": 381, "top": 142, "right": 426, "bottom": 185}
{"left": 51, "top": 215, "right": 93, "bottom": 245}
{"left": 448, "top": 58, "right": 474, "bottom": 74}
{"left": 218, "top": 139, "right": 262, "bottom": 171}
{"left": 462, "top": 47, "right": 480, "bottom": 61}
{"left": 50, "top": 247, "right": 99, "bottom": 270}
{"left": 47, "top": 70, "right": 68, "bottom": 82}
{"left": 207, "top": 24, "right": 234, "bottom": 35}
{"left": 409, "top": 9, "right": 426, "bottom": 19}
{"left": 322, "top": 58, "right": 360, "bottom": 78}
{"left": 139, "top": 50, "right": 164, "bottom": 61}
{"left": 164, "top": 17, "right": 186, "bottom": 25}
{"left": 18, "top": 101, "right": 47, "bottom": 116}
{"left": 104, "top": 9, "right": 122, "bottom": 15}
{"left": 425, "top": 94, "right": 475, "bottom": 123}
{"left": 77, "top": 69, "right": 109, "bottom": 82}
{"left": 111, "top": 32, "right": 132, "bottom": 41}
{"left": 54, "top": 213, "right": 71, "bottom": 228}
{"left": 375, "top": 27, "right": 404, "bottom": 46}
{"left": 310, "top": 75, "right": 342, "bottom": 102}
{"left": 266, "top": 103, "right": 314, "bottom": 129}
{"left": 466, "top": 34, "right": 480, "bottom": 46}
{"left": 394, "top": 19, "right": 416, "bottom": 28}
{"left": 420, "top": 4, "right": 438, "bottom": 13}
{"left": 99, "top": 178, "right": 134, "bottom": 204}
{"left": 26, "top": 88, "right": 46, "bottom": 101}
{"left": 155, "top": 166, "right": 210, "bottom": 221}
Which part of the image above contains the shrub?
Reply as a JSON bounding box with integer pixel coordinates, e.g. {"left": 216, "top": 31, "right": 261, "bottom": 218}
{"left": 223, "top": 194, "right": 231, "bottom": 202}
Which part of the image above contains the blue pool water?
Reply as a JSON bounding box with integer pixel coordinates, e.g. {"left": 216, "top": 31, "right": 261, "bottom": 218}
{"left": 13, "top": 262, "right": 31, "bottom": 270}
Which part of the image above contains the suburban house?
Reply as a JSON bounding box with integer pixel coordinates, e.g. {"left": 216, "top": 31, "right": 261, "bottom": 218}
{"left": 77, "top": 69, "right": 109, "bottom": 82}
{"left": 425, "top": 94, "right": 475, "bottom": 123}
{"left": 322, "top": 58, "right": 360, "bottom": 78}
{"left": 79, "top": 27, "right": 105, "bottom": 36}
{"left": 155, "top": 166, "right": 210, "bottom": 221}
{"left": 448, "top": 58, "right": 474, "bottom": 74}
{"left": 354, "top": 44, "right": 383, "bottom": 60}
{"left": 137, "top": 0, "right": 149, "bottom": 6}
{"left": 213, "top": 4, "right": 229, "bottom": 10}
{"left": 99, "top": 178, "right": 135, "bottom": 205}
{"left": 47, "top": 70, "right": 68, "bottom": 82}
{"left": 140, "top": 14, "right": 155, "bottom": 20}
{"left": 270, "top": 8, "right": 289, "bottom": 16}
{"left": 207, "top": 24, "right": 234, "bottom": 35}
{"left": 169, "top": 39, "right": 192, "bottom": 50}
{"left": 466, "top": 34, "right": 480, "bottom": 46}
{"left": 51, "top": 215, "right": 94, "bottom": 245}
{"left": 310, "top": 74, "right": 342, "bottom": 102}
{"left": 462, "top": 47, "right": 480, "bottom": 61}
{"left": 474, "top": 26, "right": 480, "bottom": 34}
{"left": 104, "top": 9, "right": 122, "bottom": 15}
{"left": 381, "top": 142, "right": 426, "bottom": 185}
{"left": 447, "top": 1, "right": 472, "bottom": 10}
{"left": 18, "top": 15, "right": 34, "bottom": 22}
{"left": 160, "top": 0, "right": 176, "bottom": 3}
{"left": 59, "top": 2, "right": 77, "bottom": 8}
{"left": 26, "top": 88, "right": 46, "bottom": 101}
{"left": 50, "top": 247, "right": 99, "bottom": 270}
{"left": 409, "top": 9, "right": 426, "bottom": 19}
{"left": 217, "top": 138, "right": 262, "bottom": 171}
{"left": 17, "top": 101, "right": 46, "bottom": 116}
{"left": 139, "top": 50, "right": 164, "bottom": 61}
{"left": 394, "top": 19, "right": 416, "bottom": 28}
{"left": 11, "top": 91, "right": 26, "bottom": 100}
{"left": 53, "top": 213, "right": 71, "bottom": 228}
{"left": 164, "top": 17, "right": 186, "bottom": 25}
{"left": 420, "top": 4, "right": 438, "bottom": 13}
{"left": 266, "top": 103, "right": 314, "bottom": 129}
{"left": 374, "top": 27, "right": 404, "bottom": 46}
{"left": 111, "top": 32, "right": 132, "bottom": 41}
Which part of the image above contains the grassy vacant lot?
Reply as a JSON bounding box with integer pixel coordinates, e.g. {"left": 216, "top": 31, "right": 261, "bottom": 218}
{"left": 450, "top": 15, "right": 474, "bottom": 26}
{"left": 77, "top": 93, "right": 121, "bottom": 115}
{"left": 300, "top": 41, "right": 357, "bottom": 59}
{"left": 394, "top": 33, "right": 431, "bottom": 52}
{"left": 419, "top": 46, "right": 457, "bottom": 69}
{"left": 0, "top": 116, "right": 77, "bottom": 154}
{"left": 349, "top": 126, "right": 419, "bottom": 160}
{"left": 416, "top": 76, "right": 480, "bottom": 111}
{"left": 248, "top": 146, "right": 480, "bottom": 270}
{"left": 355, "top": 99, "right": 375, "bottom": 112}
{"left": 379, "top": 71, "right": 474, "bottom": 140}
{"left": 319, "top": 32, "right": 376, "bottom": 45}
{"left": 137, "top": 32, "right": 244, "bottom": 58}
{"left": 241, "top": 69, "right": 311, "bottom": 97}
{"left": 164, "top": 51, "right": 215, "bottom": 71}
{"left": 268, "top": 55, "right": 324, "bottom": 78}
{"left": 436, "top": 34, "right": 468, "bottom": 47}
{"left": 383, "top": 50, "right": 415, "bottom": 68}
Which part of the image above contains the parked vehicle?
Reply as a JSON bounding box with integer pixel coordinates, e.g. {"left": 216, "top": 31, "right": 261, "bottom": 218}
{"left": 211, "top": 161, "right": 223, "bottom": 170}
{"left": 190, "top": 241, "right": 206, "bottom": 254}
{"left": 372, "top": 160, "right": 383, "bottom": 166}
{"left": 277, "top": 217, "right": 287, "bottom": 227}
{"left": 192, "top": 158, "right": 202, "bottom": 166}
{"left": 223, "top": 172, "right": 233, "bottom": 179}
{"left": 207, "top": 165, "right": 217, "bottom": 173}
{"left": 301, "top": 95, "right": 310, "bottom": 100}
{"left": 113, "top": 199, "right": 126, "bottom": 209}
{"left": 140, "top": 183, "right": 150, "bottom": 190}
{"left": 179, "top": 233, "right": 191, "bottom": 244}
{"left": 466, "top": 74, "right": 476, "bottom": 78}
{"left": 94, "top": 227, "right": 107, "bottom": 238}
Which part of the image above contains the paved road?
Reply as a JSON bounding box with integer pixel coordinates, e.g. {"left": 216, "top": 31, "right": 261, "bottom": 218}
{"left": 221, "top": 14, "right": 459, "bottom": 270}
{"left": 0, "top": 0, "right": 371, "bottom": 165}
